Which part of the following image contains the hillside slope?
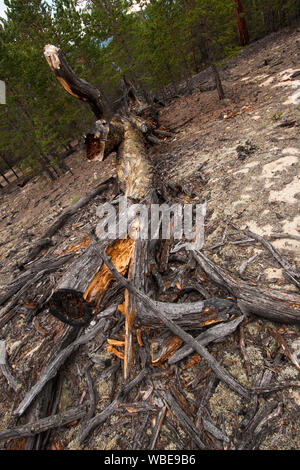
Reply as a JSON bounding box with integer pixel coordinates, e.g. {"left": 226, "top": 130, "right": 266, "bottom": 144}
{"left": 0, "top": 25, "right": 299, "bottom": 451}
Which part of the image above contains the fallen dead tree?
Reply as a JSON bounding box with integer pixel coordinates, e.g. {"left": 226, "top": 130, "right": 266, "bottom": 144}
{"left": 40, "top": 44, "right": 300, "bottom": 331}
{"left": 1, "top": 44, "right": 300, "bottom": 450}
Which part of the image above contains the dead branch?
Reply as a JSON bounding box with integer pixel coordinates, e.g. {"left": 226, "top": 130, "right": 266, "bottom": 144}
{"left": 201, "top": 416, "right": 230, "bottom": 444}
{"left": 149, "top": 406, "right": 167, "bottom": 450}
{"left": 78, "top": 367, "right": 147, "bottom": 443}
{"left": 0, "top": 341, "right": 21, "bottom": 392}
{"left": 0, "top": 405, "right": 86, "bottom": 443}
{"left": 192, "top": 250, "right": 300, "bottom": 324}
{"left": 268, "top": 327, "right": 300, "bottom": 371}
{"left": 244, "top": 227, "right": 300, "bottom": 289}
{"left": 20, "top": 178, "right": 115, "bottom": 267}
{"left": 44, "top": 45, "right": 107, "bottom": 119}
{"left": 161, "top": 390, "right": 207, "bottom": 449}
{"left": 168, "top": 315, "right": 245, "bottom": 364}
{"left": 0, "top": 254, "right": 73, "bottom": 307}
{"left": 84, "top": 363, "right": 97, "bottom": 421}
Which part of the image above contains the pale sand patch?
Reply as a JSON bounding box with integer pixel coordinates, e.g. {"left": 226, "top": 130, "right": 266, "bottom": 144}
{"left": 273, "top": 74, "right": 300, "bottom": 104}
{"left": 265, "top": 267, "right": 283, "bottom": 280}
{"left": 260, "top": 76, "right": 275, "bottom": 87}
{"left": 283, "top": 88, "right": 300, "bottom": 105}
{"left": 244, "top": 161, "right": 260, "bottom": 169}
{"left": 269, "top": 176, "right": 300, "bottom": 203}
{"left": 232, "top": 194, "right": 251, "bottom": 208}
{"left": 290, "top": 390, "right": 300, "bottom": 407}
{"left": 244, "top": 221, "right": 274, "bottom": 236}
{"left": 242, "top": 74, "right": 268, "bottom": 84}
{"left": 241, "top": 185, "right": 254, "bottom": 194}
{"left": 272, "top": 216, "right": 300, "bottom": 258}
{"left": 233, "top": 168, "right": 249, "bottom": 175}
{"left": 261, "top": 156, "right": 298, "bottom": 187}
{"left": 273, "top": 79, "right": 300, "bottom": 88}
{"left": 277, "top": 68, "right": 299, "bottom": 80}
{"left": 281, "top": 216, "right": 300, "bottom": 236}
{"left": 282, "top": 148, "right": 300, "bottom": 156}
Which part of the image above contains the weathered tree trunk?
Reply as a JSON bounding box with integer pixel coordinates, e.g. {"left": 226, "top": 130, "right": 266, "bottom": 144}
{"left": 193, "top": 251, "right": 300, "bottom": 325}
{"left": 43, "top": 44, "right": 158, "bottom": 327}
{"left": 211, "top": 64, "right": 225, "bottom": 100}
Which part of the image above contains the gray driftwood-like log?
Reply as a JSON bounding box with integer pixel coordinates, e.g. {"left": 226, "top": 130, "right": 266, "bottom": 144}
{"left": 193, "top": 251, "right": 300, "bottom": 324}
{"left": 47, "top": 241, "right": 109, "bottom": 326}
{"left": 138, "top": 297, "right": 234, "bottom": 329}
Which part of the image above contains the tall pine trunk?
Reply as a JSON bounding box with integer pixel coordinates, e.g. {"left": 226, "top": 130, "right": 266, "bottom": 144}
{"left": 233, "top": 0, "right": 249, "bottom": 46}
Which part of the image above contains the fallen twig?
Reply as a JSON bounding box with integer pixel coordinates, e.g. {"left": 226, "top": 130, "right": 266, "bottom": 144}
{"left": 239, "top": 254, "right": 259, "bottom": 277}
{"left": 0, "top": 340, "right": 21, "bottom": 392}
{"left": 84, "top": 363, "right": 97, "bottom": 421}
{"left": 239, "top": 325, "right": 251, "bottom": 375}
{"left": 161, "top": 390, "right": 207, "bottom": 449}
{"left": 149, "top": 406, "right": 167, "bottom": 450}
{"left": 252, "top": 381, "right": 300, "bottom": 394}
{"left": 147, "top": 135, "right": 168, "bottom": 145}
{"left": 270, "top": 233, "right": 300, "bottom": 242}
{"left": 0, "top": 405, "right": 86, "bottom": 443}
{"left": 78, "top": 367, "right": 147, "bottom": 443}
{"left": 268, "top": 327, "right": 300, "bottom": 372}
{"left": 201, "top": 416, "right": 230, "bottom": 444}
{"left": 168, "top": 316, "right": 245, "bottom": 364}
{"left": 244, "top": 227, "right": 300, "bottom": 290}
{"left": 153, "top": 129, "right": 174, "bottom": 138}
